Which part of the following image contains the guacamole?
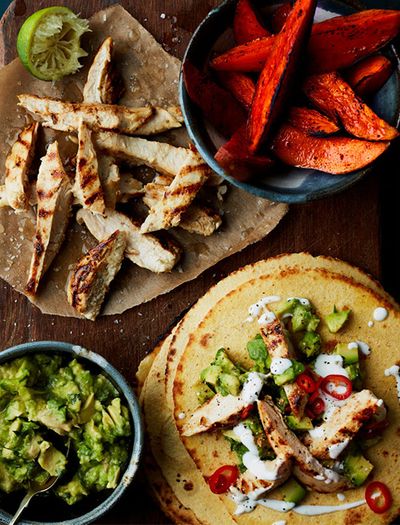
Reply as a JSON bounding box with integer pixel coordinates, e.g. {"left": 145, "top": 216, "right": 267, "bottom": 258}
{"left": 0, "top": 353, "right": 131, "bottom": 505}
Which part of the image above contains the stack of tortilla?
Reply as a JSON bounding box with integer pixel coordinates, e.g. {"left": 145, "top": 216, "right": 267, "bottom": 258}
{"left": 138, "top": 253, "right": 400, "bottom": 525}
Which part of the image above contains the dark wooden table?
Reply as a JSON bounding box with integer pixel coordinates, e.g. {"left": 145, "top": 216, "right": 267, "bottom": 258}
{"left": 1, "top": 1, "right": 400, "bottom": 523}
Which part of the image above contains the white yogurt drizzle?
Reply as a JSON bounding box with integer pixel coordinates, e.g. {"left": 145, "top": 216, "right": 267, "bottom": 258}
{"left": 272, "top": 521, "right": 287, "bottom": 525}
{"left": 337, "top": 493, "right": 346, "bottom": 501}
{"left": 270, "top": 357, "right": 292, "bottom": 375}
{"left": 240, "top": 372, "right": 266, "bottom": 404}
{"left": 328, "top": 439, "right": 350, "bottom": 459}
{"left": 258, "top": 311, "right": 277, "bottom": 326}
{"left": 230, "top": 487, "right": 366, "bottom": 516}
{"left": 246, "top": 296, "right": 281, "bottom": 323}
{"left": 373, "top": 307, "right": 388, "bottom": 322}
{"left": 384, "top": 365, "right": 400, "bottom": 401}
{"left": 356, "top": 341, "right": 371, "bottom": 356}
{"left": 233, "top": 423, "right": 285, "bottom": 481}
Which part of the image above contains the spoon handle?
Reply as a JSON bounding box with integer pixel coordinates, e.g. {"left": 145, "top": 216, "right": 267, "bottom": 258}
{"left": 8, "top": 490, "right": 34, "bottom": 525}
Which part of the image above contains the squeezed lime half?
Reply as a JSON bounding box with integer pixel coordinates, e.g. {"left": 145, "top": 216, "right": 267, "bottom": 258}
{"left": 17, "top": 6, "right": 90, "bottom": 81}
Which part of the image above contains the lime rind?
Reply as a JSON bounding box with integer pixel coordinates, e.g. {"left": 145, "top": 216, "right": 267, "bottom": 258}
{"left": 17, "top": 7, "right": 90, "bottom": 81}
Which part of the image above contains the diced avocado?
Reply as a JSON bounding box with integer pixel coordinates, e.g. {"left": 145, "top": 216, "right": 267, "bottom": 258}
{"left": 0, "top": 463, "right": 21, "bottom": 493}
{"left": 194, "top": 382, "right": 214, "bottom": 404}
{"left": 275, "top": 298, "right": 297, "bottom": 316}
{"left": 273, "top": 361, "right": 304, "bottom": 386}
{"left": 56, "top": 475, "right": 89, "bottom": 505}
{"left": 286, "top": 415, "right": 313, "bottom": 431}
{"left": 343, "top": 448, "right": 374, "bottom": 486}
{"left": 281, "top": 478, "right": 307, "bottom": 504}
{"left": 345, "top": 363, "right": 363, "bottom": 390}
{"left": 299, "top": 331, "right": 321, "bottom": 358}
{"left": 213, "top": 349, "right": 240, "bottom": 375}
{"left": 243, "top": 416, "right": 263, "bottom": 436}
{"left": 222, "top": 429, "right": 240, "bottom": 442}
{"left": 216, "top": 373, "right": 241, "bottom": 396}
{"left": 38, "top": 441, "right": 66, "bottom": 477}
{"left": 325, "top": 306, "right": 351, "bottom": 333}
{"left": 200, "top": 364, "right": 222, "bottom": 387}
{"left": 247, "top": 334, "right": 271, "bottom": 373}
{"left": 291, "top": 303, "right": 320, "bottom": 333}
{"left": 335, "top": 343, "right": 359, "bottom": 365}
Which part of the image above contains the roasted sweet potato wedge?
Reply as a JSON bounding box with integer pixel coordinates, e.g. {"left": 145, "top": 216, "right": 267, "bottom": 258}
{"left": 211, "top": 10, "right": 400, "bottom": 73}
{"left": 272, "top": 124, "right": 390, "bottom": 174}
{"left": 288, "top": 107, "right": 340, "bottom": 136}
{"left": 346, "top": 55, "right": 394, "bottom": 97}
{"left": 215, "top": 126, "right": 273, "bottom": 181}
{"left": 183, "top": 61, "right": 246, "bottom": 137}
{"left": 308, "top": 9, "right": 400, "bottom": 73}
{"left": 217, "top": 71, "right": 255, "bottom": 110}
{"left": 271, "top": 2, "right": 292, "bottom": 33}
{"left": 248, "top": 0, "right": 317, "bottom": 153}
{"left": 234, "top": 0, "right": 270, "bottom": 44}
{"left": 303, "top": 72, "right": 399, "bottom": 141}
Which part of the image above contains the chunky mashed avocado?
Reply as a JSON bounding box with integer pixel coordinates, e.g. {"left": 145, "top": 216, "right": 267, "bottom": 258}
{"left": 0, "top": 354, "right": 131, "bottom": 505}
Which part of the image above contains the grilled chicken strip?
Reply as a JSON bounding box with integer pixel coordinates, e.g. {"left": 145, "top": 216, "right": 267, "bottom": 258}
{"left": 119, "top": 173, "right": 144, "bottom": 202}
{"left": 83, "top": 37, "right": 121, "bottom": 105}
{"left": 135, "top": 106, "right": 183, "bottom": 135}
{"left": 181, "top": 393, "right": 250, "bottom": 437}
{"left": 74, "top": 121, "right": 106, "bottom": 215}
{"left": 5, "top": 122, "right": 39, "bottom": 212}
{"left": 77, "top": 208, "right": 181, "bottom": 273}
{"left": 257, "top": 399, "right": 349, "bottom": 493}
{"left": 144, "top": 176, "right": 222, "bottom": 236}
{"left": 67, "top": 230, "right": 126, "bottom": 320}
{"left": 94, "top": 132, "right": 211, "bottom": 232}
{"left": 303, "top": 390, "right": 381, "bottom": 460}
{"left": 18, "top": 94, "right": 153, "bottom": 135}
{"left": 260, "top": 318, "right": 307, "bottom": 418}
{"left": 98, "top": 155, "right": 120, "bottom": 210}
{"left": 26, "top": 142, "right": 72, "bottom": 296}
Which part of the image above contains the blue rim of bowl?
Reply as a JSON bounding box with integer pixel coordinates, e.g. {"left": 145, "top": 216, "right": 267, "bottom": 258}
{"left": 0, "top": 341, "right": 143, "bottom": 525}
{"left": 179, "top": 0, "right": 400, "bottom": 203}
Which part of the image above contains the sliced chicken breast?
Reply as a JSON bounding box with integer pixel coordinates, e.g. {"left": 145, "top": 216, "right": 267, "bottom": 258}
{"left": 74, "top": 120, "right": 106, "bottom": 215}
{"left": 260, "top": 319, "right": 307, "bottom": 418}
{"left": 135, "top": 106, "right": 183, "bottom": 135}
{"left": 98, "top": 155, "right": 120, "bottom": 210}
{"left": 303, "top": 390, "right": 381, "bottom": 460}
{"left": 26, "top": 142, "right": 72, "bottom": 295}
{"left": 119, "top": 173, "right": 144, "bottom": 202}
{"left": 83, "top": 37, "right": 121, "bottom": 105}
{"left": 181, "top": 393, "right": 250, "bottom": 437}
{"left": 144, "top": 176, "right": 221, "bottom": 236}
{"left": 5, "top": 122, "right": 39, "bottom": 212}
{"left": 18, "top": 94, "right": 153, "bottom": 135}
{"left": 77, "top": 208, "right": 181, "bottom": 273}
{"left": 235, "top": 464, "right": 291, "bottom": 495}
{"left": 67, "top": 230, "right": 126, "bottom": 320}
{"left": 257, "top": 398, "right": 349, "bottom": 493}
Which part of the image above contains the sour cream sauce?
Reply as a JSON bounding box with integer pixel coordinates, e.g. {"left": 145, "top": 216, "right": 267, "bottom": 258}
{"left": 270, "top": 358, "right": 292, "bottom": 375}
{"left": 384, "top": 365, "right": 400, "bottom": 401}
{"left": 246, "top": 296, "right": 281, "bottom": 322}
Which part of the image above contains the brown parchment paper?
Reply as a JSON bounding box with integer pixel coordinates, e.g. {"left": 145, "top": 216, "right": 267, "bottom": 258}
{"left": 0, "top": 4, "right": 288, "bottom": 317}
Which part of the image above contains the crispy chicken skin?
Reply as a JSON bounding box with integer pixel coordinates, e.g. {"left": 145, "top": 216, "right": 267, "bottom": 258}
{"left": 74, "top": 120, "right": 106, "bottom": 215}
{"left": 257, "top": 399, "right": 349, "bottom": 493}
{"left": 18, "top": 94, "right": 153, "bottom": 135}
{"left": 26, "top": 141, "right": 72, "bottom": 296}
{"left": 303, "top": 390, "right": 381, "bottom": 459}
{"left": 260, "top": 318, "right": 308, "bottom": 418}
{"left": 5, "top": 122, "right": 39, "bottom": 212}
{"left": 67, "top": 230, "right": 126, "bottom": 320}
{"left": 77, "top": 208, "right": 181, "bottom": 273}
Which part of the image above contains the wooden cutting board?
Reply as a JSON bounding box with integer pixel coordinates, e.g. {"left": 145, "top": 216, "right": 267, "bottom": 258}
{"left": 0, "top": 1, "right": 392, "bottom": 524}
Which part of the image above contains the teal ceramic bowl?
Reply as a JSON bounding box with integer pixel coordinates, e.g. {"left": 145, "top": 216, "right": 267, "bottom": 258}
{"left": 180, "top": 0, "right": 400, "bottom": 203}
{"left": 0, "top": 341, "right": 143, "bottom": 525}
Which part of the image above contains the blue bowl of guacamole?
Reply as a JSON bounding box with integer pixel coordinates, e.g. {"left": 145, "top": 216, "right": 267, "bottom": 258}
{"left": 0, "top": 341, "right": 143, "bottom": 525}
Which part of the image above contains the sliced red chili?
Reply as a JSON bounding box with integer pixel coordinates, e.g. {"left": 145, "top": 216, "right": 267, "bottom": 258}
{"left": 305, "top": 396, "right": 325, "bottom": 418}
{"left": 240, "top": 404, "right": 254, "bottom": 419}
{"left": 208, "top": 465, "right": 239, "bottom": 494}
{"left": 321, "top": 374, "right": 352, "bottom": 400}
{"left": 365, "top": 481, "right": 392, "bottom": 514}
{"left": 360, "top": 418, "right": 390, "bottom": 440}
{"left": 296, "top": 371, "right": 317, "bottom": 393}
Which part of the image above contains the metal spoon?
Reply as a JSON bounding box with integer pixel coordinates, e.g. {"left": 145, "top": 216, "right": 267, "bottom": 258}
{"left": 9, "top": 441, "right": 71, "bottom": 525}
